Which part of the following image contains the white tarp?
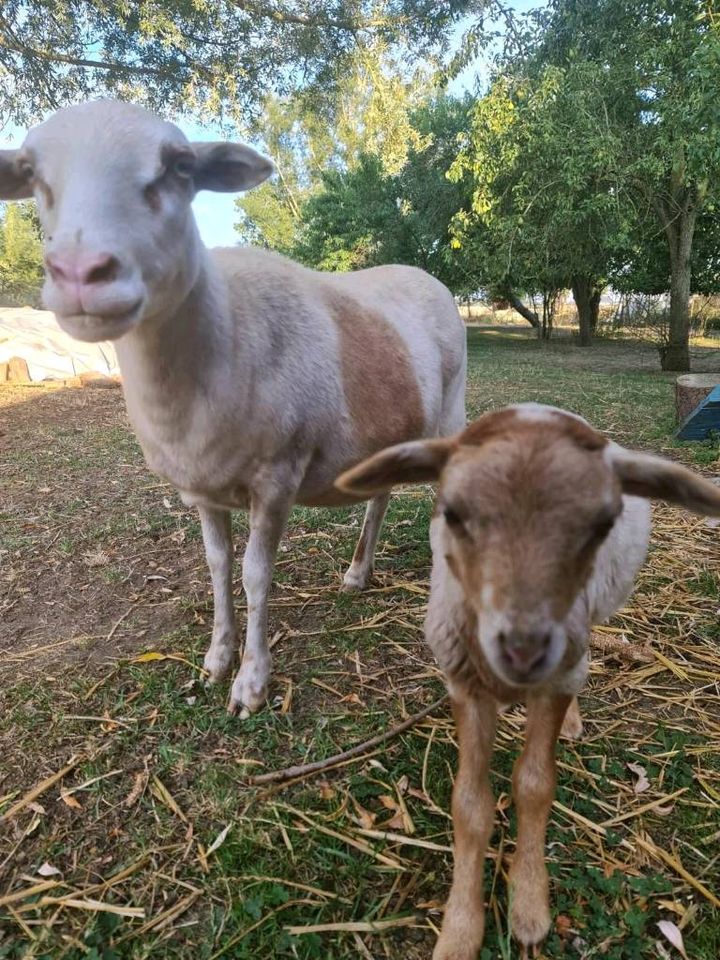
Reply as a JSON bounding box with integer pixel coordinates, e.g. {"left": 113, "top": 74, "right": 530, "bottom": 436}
{"left": 0, "top": 307, "right": 118, "bottom": 381}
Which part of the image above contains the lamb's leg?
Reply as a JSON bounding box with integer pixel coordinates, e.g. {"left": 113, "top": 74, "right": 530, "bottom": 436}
{"left": 433, "top": 691, "right": 497, "bottom": 960}
{"left": 199, "top": 506, "right": 237, "bottom": 683}
{"left": 342, "top": 493, "right": 390, "bottom": 591}
{"left": 560, "top": 695, "right": 583, "bottom": 740}
{"left": 228, "top": 489, "right": 292, "bottom": 717}
{"left": 509, "top": 693, "right": 571, "bottom": 948}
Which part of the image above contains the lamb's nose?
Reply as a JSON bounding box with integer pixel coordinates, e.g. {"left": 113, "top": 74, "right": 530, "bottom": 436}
{"left": 498, "top": 629, "right": 552, "bottom": 674}
{"left": 46, "top": 251, "right": 119, "bottom": 289}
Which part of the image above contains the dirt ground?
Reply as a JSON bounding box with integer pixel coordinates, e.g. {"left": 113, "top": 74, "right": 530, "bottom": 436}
{"left": 1, "top": 329, "right": 719, "bottom": 960}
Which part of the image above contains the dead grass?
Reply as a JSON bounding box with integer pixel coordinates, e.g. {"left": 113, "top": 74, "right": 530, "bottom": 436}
{"left": 0, "top": 329, "right": 718, "bottom": 960}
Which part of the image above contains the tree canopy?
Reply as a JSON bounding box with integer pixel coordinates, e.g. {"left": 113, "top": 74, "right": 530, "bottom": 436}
{"left": 0, "top": 1, "right": 487, "bottom": 125}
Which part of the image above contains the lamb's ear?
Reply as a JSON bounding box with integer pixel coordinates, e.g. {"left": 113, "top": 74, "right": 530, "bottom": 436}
{"left": 190, "top": 142, "right": 274, "bottom": 193}
{"left": 336, "top": 439, "right": 455, "bottom": 497}
{"left": 612, "top": 447, "right": 720, "bottom": 517}
{"left": 0, "top": 150, "right": 34, "bottom": 200}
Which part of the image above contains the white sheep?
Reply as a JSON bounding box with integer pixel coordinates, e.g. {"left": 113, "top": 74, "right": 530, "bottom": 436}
{"left": 337, "top": 402, "right": 720, "bottom": 958}
{"left": 0, "top": 100, "right": 466, "bottom": 715}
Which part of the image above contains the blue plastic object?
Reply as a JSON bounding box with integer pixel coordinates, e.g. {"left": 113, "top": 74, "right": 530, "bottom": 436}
{"left": 676, "top": 384, "right": 720, "bottom": 441}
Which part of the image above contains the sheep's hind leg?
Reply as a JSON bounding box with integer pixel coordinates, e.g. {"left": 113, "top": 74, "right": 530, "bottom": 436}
{"left": 342, "top": 493, "right": 390, "bottom": 591}
{"left": 199, "top": 506, "right": 237, "bottom": 683}
{"left": 229, "top": 487, "right": 293, "bottom": 717}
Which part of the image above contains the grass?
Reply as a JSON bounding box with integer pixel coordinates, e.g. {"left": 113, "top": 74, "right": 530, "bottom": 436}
{"left": 1, "top": 327, "right": 719, "bottom": 959}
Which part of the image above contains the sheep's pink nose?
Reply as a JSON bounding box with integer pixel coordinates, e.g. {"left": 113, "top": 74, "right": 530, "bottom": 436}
{"left": 46, "top": 251, "right": 119, "bottom": 289}
{"left": 498, "top": 630, "right": 552, "bottom": 674}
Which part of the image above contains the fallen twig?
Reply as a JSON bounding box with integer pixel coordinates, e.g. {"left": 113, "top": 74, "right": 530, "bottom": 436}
{"left": 249, "top": 696, "right": 448, "bottom": 785}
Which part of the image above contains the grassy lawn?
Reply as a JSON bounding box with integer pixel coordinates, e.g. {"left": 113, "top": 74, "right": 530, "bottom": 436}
{"left": 1, "top": 328, "right": 719, "bottom": 959}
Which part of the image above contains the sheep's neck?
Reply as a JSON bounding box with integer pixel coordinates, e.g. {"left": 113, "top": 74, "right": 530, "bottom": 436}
{"left": 114, "top": 235, "right": 230, "bottom": 449}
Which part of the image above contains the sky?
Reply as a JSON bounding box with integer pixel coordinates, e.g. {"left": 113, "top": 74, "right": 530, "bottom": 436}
{"left": 1, "top": 0, "right": 545, "bottom": 249}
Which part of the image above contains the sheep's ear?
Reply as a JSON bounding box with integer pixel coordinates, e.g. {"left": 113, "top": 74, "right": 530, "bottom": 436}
{"left": 0, "top": 150, "right": 34, "bottom": 200}
{"left": 190, "top": 142, "right": 274, "bottom": 193}
{"left": 336, "top": 439, "right": 455, "bottom": 497}
{"left": 612, "top": 447, "right": 720, "bottom": 516}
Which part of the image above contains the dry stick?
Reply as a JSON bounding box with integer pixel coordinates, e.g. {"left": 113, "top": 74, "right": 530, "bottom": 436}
{"left": 249, "top": 696, "right": 448, "bottom": 786}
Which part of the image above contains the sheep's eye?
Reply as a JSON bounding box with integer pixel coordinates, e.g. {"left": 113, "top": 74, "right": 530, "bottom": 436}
{"left": 19, "top": 161, "right": 34, "bottom": 180}
{"left": 170, "top": 155, "right": 194, "bottom": 179}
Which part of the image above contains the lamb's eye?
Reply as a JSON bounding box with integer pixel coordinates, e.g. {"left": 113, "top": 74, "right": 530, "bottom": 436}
{"left": 587, "top": 511, "right": 616, "bottom": 546}
{"left": 19, "top": 161, "right": 34, "bottom": 180}
{"left": 443, "top": 506, "right": 464, "bottom": 529}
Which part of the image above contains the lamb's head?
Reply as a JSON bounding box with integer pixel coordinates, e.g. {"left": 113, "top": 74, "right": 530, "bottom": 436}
{"left": 337, "top": 404, "right": 720, "bottom": 688}
{"left": 0, "top": 100, "right": 273, "bottom": 343}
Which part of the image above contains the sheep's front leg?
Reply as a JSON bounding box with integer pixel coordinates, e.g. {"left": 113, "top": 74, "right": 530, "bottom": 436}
{"left": 342, "top": 493, "right": 390, "bottom": 591}
{"left": 434, "top": 692, "right": 497, "bottom": 960}
{"left": 228, "top": 489, "right": 293, "bottom": 717}
{"left": 199, "top": 506, "right": 237, "bottom": 683}
{"left": 509, "top": 693, "right": 571, "bottom": 948}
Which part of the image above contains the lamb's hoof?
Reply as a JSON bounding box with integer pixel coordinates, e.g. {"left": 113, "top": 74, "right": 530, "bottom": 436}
{"left": 432, "top": 905, "right": 485, "bottom": 960}
{"left": 227, "top": 660, "right": 269, "bottom": 717}
{"left": 560, "top": 698, "right": 584, "bottom": 740}
{"left": 432, "top": 943, "right": 480, "bottom": 960}
{"left": 510, "top": 890, "right": 551, "bottom": 947}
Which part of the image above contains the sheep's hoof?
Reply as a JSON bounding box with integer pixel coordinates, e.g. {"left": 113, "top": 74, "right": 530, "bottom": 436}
{"left": 227, "top": 660, "right": 269, "bottom": 716}
{"left": 341, "top": 568, "right": 371, "bottom": 592}
{"left": 203, "top": 641, "right": 236, "bottom": 684}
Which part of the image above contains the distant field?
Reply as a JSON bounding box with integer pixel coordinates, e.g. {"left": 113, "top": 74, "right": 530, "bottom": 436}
{"left": 1, "top": 328, "right": 719, "bottom": 959}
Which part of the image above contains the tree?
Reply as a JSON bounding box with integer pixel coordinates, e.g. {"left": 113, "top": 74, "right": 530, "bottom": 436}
{"left": 530, "top": 0, "right": 720, "bottom": 370}
{"left": 0, "top": 201, "right": 43, "bottom": 305}
{"left": 449, "top": 67, "right": 626, "bottom": 342}
{"left": 235, "top": 44, "right": 433, "bottom": 252}
{"left": 0, "top": 1, "right": 495, "bottom": 125}
{"left": 292, "top": 95, "right": 477, "bottom": 294}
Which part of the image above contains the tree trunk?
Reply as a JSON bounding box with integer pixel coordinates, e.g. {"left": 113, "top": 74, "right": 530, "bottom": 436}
{"left": 504, "top": 289, "right": 539, "bottom": 329}
{"left": 658, "top": 194, "right": 698, "bottom": 372}
{"left": 589, "top": 287, "right": 601, "bottom": 334}
{"left": 662, "top": 248, "right": 692, "bottom": 371}
{"left": 572, "top": 277, "right": 603, "bottom": 346}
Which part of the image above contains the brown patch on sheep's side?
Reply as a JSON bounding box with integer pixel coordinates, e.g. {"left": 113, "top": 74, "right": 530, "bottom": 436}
{"left": 330, "top": 293, "right": 425, "bottom": 455}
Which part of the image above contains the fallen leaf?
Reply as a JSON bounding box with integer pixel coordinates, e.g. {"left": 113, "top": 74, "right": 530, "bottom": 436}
{"left": 124, "top": 771, "right": 146, "bottom": 808}
{"left": 318, "top": 782, "right": 336, "bottom": 801}
{"left": 657, "top": 920, "right": 689, "bottom": 959}
{"left": 59, "top": 788, "right": 82, "bottom": 810}
{"left": 37, "top": 862, "right": 62, "bottom": 877}
{"left": 132, "top": 651, "right": 167, "bottom": 663}
{"left": 627, "top": 761, "right": 650, "bottom": 793}
{"left": 351, "top": 799, "right": 376, "bottom": 830}
{"left": 206, "top": 824, "right": 232, "bottom": 856}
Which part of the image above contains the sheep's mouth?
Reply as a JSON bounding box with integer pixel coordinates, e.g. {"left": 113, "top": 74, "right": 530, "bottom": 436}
{"left": 54, "top": 302, "right": 143, "bottom": 343}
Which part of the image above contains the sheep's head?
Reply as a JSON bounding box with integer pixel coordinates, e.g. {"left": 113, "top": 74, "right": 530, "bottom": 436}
{"left": 0, "top": 100, "right": 273, "bottom": 343}
{"left": 337, "top": 404, "right": 720, "bottom": 688}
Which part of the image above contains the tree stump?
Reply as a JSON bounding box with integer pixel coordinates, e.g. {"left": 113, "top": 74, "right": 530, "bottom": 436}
{"left": 676, "top": 374, "right": 720, "bottom": 423}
